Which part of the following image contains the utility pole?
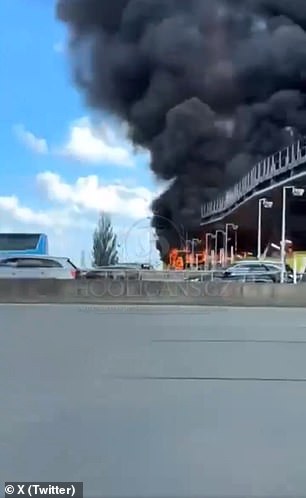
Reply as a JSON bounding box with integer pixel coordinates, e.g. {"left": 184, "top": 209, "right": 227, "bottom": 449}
{"left": 281, "top": 186, "right": 304, "bottom": 282}
{"left": 257, "top": 198, "right": 273, "bottom": 259}
{"left": 80, "top": 250, "right": 86, "bottom": 268}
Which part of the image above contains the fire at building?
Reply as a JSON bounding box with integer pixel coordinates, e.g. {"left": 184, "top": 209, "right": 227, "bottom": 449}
{"left": 161, "top": 229, "right": 239, "bottom": 270}
{"left": 156, "top": 172, "right": 306, "bottom": 270}
{"left": 57, "top": 0, "right": 306, "bottom": 264}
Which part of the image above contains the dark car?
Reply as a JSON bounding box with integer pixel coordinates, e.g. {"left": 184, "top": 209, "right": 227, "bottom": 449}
{"left": 221, "top": 261, "right": 294, "bottom": 283}
{"left": 85, "top": 266, "right": 141, "bottom": 280}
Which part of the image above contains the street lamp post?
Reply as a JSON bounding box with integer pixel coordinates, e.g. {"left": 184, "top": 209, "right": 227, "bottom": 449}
{"left": 205, "top": 233, "right": 216, "bottom": 269}
{"left": 225, "top": 223, "right": 238, "bottom": 264}
{"left": 205, "top": 233, "right": 212, "bottom": 252}
{"left": 191, "top": 238, "right": 198, "bottom": 267}
{"left": 234, "top": 229, "right": 238, "bottom": 255}
{"left": 148, "top": 230, "right": 153, "bottom": 266}
{"left": 281, "top": 186, "right": 305, "bottom": 283}
{"left": 257, "top": 198, "right": 273, "bottom": 259}
{"left": 145, "top": 216, "right": 156, "bottom": 266}
{"left": 185, "top": 238, "right": 199, "bottom": 268}
{"left": 215, "top": 230, "right": 226, "bottom": 266}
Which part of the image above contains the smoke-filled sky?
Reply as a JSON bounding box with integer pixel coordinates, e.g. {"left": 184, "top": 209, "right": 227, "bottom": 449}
{"left": 57, "top": 0, "right": 306, "bottom": 251}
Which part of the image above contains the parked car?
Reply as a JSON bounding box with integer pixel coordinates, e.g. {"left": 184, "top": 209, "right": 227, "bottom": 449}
{"left": 184, "top": 271, "right": 224, "bottom": 282}
{"left": 140, "top": 264, "right": 154, "bottom": 270}
{"left": 0, "top": 255, "right": 80, "bottom": 279}
{"left": 85, "top": 266, "right": 141, "bottom": 280}
{"left": 221, "top": 260, "right": 294, "bottom": 283}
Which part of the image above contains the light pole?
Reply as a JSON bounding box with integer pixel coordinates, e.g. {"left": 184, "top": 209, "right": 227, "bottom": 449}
{"left": 257, "top": 198, "right": 273, "bottom": 259}
{"left": 225, "top": 223, "right": 238, "bottom": 264}
{"left": 191, "top": 238, "right": 199, "bottom": 267}
{"left": 186, "top": 238, "right": 200, "bottom": 267}
{"left": 234, "top": 229, "right": 238, "bottom": 255}
{"left": 148, "top": 230, "right": 153, "bottom": 266}
{"left": 145, "top": 216, "right": 155, "bottom": 266}
{"left": 281, "top": 186, "right": 305, "bottom": 283}
{"left": 205, "top": 233, "right": 216, "bottom": 269}
{"left": 215, "top": 230, "right": 226, "bottom": 266}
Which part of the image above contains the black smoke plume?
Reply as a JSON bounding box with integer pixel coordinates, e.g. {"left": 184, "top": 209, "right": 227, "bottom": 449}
{"left": 57, "top": 0, "right": 306, "bottom": 259}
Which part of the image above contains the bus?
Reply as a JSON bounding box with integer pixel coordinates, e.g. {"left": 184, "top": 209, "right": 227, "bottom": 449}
{"left": 0, "top": 233, "right": 49, "bottom": 256}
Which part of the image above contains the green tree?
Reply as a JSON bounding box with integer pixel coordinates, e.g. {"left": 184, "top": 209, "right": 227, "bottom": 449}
{"left": 92, "top": 213, "right": 119, "bottom": 267}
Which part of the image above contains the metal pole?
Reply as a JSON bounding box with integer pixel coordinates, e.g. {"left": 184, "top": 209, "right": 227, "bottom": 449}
{"left": 234, "top": 230, "right": 238, "bottom": 256}
{"left": 215, "top": 234, "right": 218, "bottom": 259}
{"left": 148, "top": 229, "right": 152, "bottom": 266}
{"left": 205, "top": 234, "right": 209, "bottom": 270}
{"left": 293, "top": 255, "right": 297, "bottom": 285}
{"left": 281, "top": 187, "right": 287, "bottom": 284}
{"left": 220, "top": 248, "right": 225, "bottom": 267}
{"left": 257, "top": 200, "right": 262, "bottom": 259}
{"left": 215, "top": 231, "right": 226, "bottom": 266}
{"left": 192, "top": 239, "right": 195, "bottom": 268}
{"left": 225, "top": 226, "right": 228, "bottom": 266}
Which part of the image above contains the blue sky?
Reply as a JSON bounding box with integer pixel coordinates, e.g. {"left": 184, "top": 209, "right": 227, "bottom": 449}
{"left": 0, "top": 0, "right": 161, "bottom": 266}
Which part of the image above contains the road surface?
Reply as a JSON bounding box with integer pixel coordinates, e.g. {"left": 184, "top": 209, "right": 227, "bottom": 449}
{"left": 1, "top": 304, "right": 306, "bottom": 497}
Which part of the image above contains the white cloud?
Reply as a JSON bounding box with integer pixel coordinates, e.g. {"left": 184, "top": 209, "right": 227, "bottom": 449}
{"left": 58, "top": 117, "right": 141, "bottom": 166}
{"left": 36, "top": 171, "right": 153, "bottom": 219}
{"left": 0, "top": 195, "right": 96, "bottom": 261}
{"left": 0, "top": 170, "right": 162, "bottom": 264}
{"left": 0, "top": 196, "right": 51, "bottom": 225}
{"left": 0, "top": 195, "right": 91, "bottom": 230}
{"left": 14, "top": 117, "right": 149, "bottom": 167}
{"left": 0, "top": 183, "right": 158, "bottom": 265}
{"left": 14, "top": 125, "right": 48, "bottom": 154}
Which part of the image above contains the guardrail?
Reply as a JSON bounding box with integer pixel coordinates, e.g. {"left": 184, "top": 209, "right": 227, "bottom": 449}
{"left": 84, "top": 268, "right": 296, "bottom": 282}
{"left": 85, "top": 269, "right": 225, "bottom": 281}
{"left": 201, "top": 137, "right": 306, "bottom": 222}
{"left": 140, "top": 270, "right": 223, "bottom": 280}
{"left": 0, "top": 279, "right": 306, "bottom": 307}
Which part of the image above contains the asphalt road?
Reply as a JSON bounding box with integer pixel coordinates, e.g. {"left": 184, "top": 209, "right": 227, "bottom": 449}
{"left": 2, "top": 305, "right": 306, "bottom": 498}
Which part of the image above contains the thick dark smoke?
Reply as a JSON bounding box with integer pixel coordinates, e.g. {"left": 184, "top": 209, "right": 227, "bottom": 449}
{"left": 57, "top": 0, "right": 306, "bottom": 258}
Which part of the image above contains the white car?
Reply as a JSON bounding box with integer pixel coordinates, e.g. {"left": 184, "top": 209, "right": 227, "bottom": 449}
{"left": 0, "top": 255, "right": 80, "bottom": 279}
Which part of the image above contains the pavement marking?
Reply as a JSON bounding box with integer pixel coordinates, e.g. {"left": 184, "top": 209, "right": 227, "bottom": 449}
{"left": 103, "top": 375, "right": 306, "bottom": 383}
{"left": 152, "top": 339, "right": 306, "bottom": 344}
{"left": 0, "top": 303, "right": 306, "bottom": 311}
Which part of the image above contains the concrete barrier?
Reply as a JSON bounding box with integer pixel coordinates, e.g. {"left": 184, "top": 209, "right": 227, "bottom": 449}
{"left": 0, "top": 278, "right": 305, "bottom": 306}
{"left": 0, "top": 279, "right": 242, "bottom": 305}
{"left": 241, "top": 283, "right": 306, "bottom": 307}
